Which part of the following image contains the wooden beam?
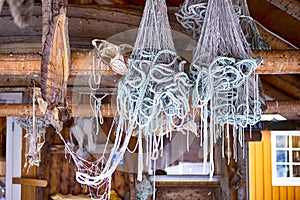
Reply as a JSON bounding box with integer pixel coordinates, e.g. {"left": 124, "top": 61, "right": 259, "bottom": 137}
{"left": 262, "top": 100, "right": 300, "bottom": 115}
{"left": 248, "top": 0, "right": 300, "bottom": 48}
{"left": 0, "top": 100, "right": 299, "bottom": 117}
{"left": 253, "top": 50, "right": 300, "bottom": 74}
{"left": 260, "top": 75, "right": 300, "bottom": 99}
{"left": 12, "top": 178, "right": 48, "bottom": 187}
{"left": 263, "top": 120, "right": 300, "bottom": 130}
{"left": 0, "top": 50, "right": 299, "bottom": 77}
{"left": 0, "top": 51, "right": 115, "bottom": 76}
{"left": 0, "top": 103, "right": 116, "bottom": 117}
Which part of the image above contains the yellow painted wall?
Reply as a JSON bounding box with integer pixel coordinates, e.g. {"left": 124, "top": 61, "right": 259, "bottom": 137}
{"left": 249, "top": 131, "right": 300, "bottom": 200}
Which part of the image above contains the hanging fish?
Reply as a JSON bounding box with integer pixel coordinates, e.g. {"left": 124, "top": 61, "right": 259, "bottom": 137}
{"left": 40, "top": 6, "right": 70, "bottom": 131}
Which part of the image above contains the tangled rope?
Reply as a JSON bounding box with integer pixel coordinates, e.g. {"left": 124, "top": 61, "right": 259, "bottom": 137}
{"left": 57, "top": 132, "right": 111, "bottom": 199}
{"left": 175, "top": 0, "right": 207, "bottom": 40}
{"left": 17, "top": 87, "right": 46, "bottom": 172}
{"left": 187, "top": 0, "right": 264, "bottom": 180}
{"left": 66, "top": 0, "right": 192, "bottom": 198}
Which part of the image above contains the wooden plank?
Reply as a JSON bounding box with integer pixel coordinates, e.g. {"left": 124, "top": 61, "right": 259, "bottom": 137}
{"left": 288, "top": 187, "right": 295, "bottom": 200}
{"left": 60, "top": 153, "right": 69, "bottom": 194}
{"left": 12, "top": 178, "right": 48, "bottom": 187}
{"left": 260, "top": 75, "right": 300, "bottom": 99}
{"left": 255, "top": 141, "right": 264, "bottom": 200}
{"left": 262, "top": 131, "right": 272, "bottom": 200}
{"left": 272, "top": 186, "right": 280, "bottom": 200}
{"left": 249, "top": 142, "right": 256, "bottom": 200}
{"left": 279, "top": 186, "right": 287, "bottom": 200}
{"left": 295, "top": 186, "right": 300, "bottom": 199}
{"left": 60, "top": 127, "right": 70, "bottom": 194}
{"left": 261, "top": 81, "right": 293, "bottom": 100}
{"left": 49, "top": 154, "right": 61, "bottom": 195}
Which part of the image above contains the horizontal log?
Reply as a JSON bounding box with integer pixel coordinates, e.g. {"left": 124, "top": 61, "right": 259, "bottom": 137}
{"left": 0, "top": 100, "right": 299, "bottom": 117}
{"left": 262, "top": 100, "right": 300, "bottom": 115}
{"left": 12, "top": 178, "right": 48, "bottom": 187}
{"left": 253, "top": 50, "right": 300, "bottom": 74}
{"left": 0, "top": 50, "right": 299, "bottom": 78}
{"left": 0, "top": 103, "right": 116, "bottom": 117}
{"left": 0, "top": 51, "right": 116, "bottom": 76}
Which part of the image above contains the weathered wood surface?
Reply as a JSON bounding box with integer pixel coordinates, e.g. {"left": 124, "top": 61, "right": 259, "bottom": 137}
{"left": 260, "top": 75, "right": 300, "bottom": 100}
{"left": 12, "top": 178, "right": 48, "bottom": 187}
{"left": 0, "top": 50, "right": 299, "bottom": 80}
{"left": 248, "top": 0, "right": 300, "bottom": 48}
{"left": 0, "top": 4, "right": 185, "bottom": 52}
{"left": 155, "top": 186, "right": 220, "bottom": 200}
{"left": 266, "top": 0, "right": 300, "bottom": 21}
{"left": 0, "top": 100, "right": 299, "bottom": 117}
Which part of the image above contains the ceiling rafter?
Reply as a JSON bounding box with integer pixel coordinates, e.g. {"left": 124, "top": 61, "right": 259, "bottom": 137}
{"left": 248, "top": 0, "right": 300, "bottom": 48}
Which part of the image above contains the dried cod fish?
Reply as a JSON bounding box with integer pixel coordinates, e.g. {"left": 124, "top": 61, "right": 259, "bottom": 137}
{"left": 40, "top": 7, "right": 70, "bottom": 131}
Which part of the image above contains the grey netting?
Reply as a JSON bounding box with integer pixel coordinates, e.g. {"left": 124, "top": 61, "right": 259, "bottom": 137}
{"left": 175, "top": 0, "right": 207, "bottom": 40}
{"left": 69, "top": 0, "right": 192, "bottom": 198}
{"left": 189, "top": 0, "right": 262, "bottom": 180}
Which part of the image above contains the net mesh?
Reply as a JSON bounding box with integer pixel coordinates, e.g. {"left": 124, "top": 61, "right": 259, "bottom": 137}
{"left": 188, "top": 0, "right": 263, "bottom": 179}
{"left": 63, "top": 0, "right": 192, "bottom": 198}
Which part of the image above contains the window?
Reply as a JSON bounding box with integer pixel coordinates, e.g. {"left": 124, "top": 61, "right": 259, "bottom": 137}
{"left": 271, "top": 131, "right": 300, "bottom": 186}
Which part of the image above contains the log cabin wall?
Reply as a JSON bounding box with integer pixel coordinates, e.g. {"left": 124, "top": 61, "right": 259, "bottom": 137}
{"left": 249, "top": 131, "right": 300, "bottom": 200}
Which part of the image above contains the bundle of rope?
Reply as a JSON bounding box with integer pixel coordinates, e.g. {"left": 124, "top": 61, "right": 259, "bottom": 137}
{"left": 115, "top": 0, "right": 192, "bottom": 182}
{"left": 188, "top": 0, "right": 263, "bottom": 180}
{"left": 65, "top": 0, "right": 192, "bottom": 198}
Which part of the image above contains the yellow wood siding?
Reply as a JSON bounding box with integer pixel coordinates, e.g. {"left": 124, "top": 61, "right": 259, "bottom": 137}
{"left": 249, "top": 131, "right": 300, "bottom": 200}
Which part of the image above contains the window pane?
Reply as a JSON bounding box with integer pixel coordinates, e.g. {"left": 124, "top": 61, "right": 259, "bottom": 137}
{"left": 276, "top": 135, "right": 288, "bottom": 148}
{"left": 277, "top": 165, "right": 289, "bottom": 177}
{"left": 293, "top": 165, "right": 300, "bottom": 177}
{"left": 276, "top": 150, "right": 289, "bottom": 162}
{"left": 292, "top": 136, "right": 300, "bottom": 148}
{"left": 293, "top": 151, "right": 300, "bottom": 162}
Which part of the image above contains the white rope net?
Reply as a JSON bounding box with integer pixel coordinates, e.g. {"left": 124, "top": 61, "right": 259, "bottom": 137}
{"left": 60, "top": 0, "right": 193, "bottom": 198}
{"left": 115, "top": 0, "right": 192, "bottom": 183}
{"left": 188, "top": 0, "right": 263, "bottom": 180}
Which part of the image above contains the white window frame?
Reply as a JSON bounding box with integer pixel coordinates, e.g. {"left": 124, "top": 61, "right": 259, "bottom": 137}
{"left": 0, "top": 93, "right": 22, "bottom": 200}
{"left": 271, "top": 130, "right": 300, "bottom": 186}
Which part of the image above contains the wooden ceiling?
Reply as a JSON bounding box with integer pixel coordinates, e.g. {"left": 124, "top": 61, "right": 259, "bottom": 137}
{"left": 0, "top": 0, "right": 299, "bottom": 121}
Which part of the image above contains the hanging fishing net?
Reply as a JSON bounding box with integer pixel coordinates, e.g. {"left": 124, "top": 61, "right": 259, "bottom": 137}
{"left": 115, "top": 0, "right": 193, "bottom": 183}
{"left": 176, "top": 0, "right": 271, "bottom": 50}
{"left": 188, "top": 0, "right": 263, "bottom": 179}
{"left": 59, "top": 0, "right": 192, "bottom": 198}
{"left": 17, "top": 87, "right": 46, "bottom": 172}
